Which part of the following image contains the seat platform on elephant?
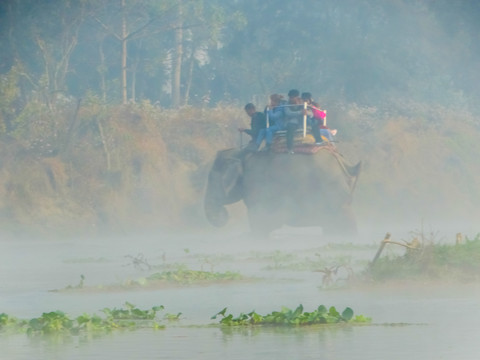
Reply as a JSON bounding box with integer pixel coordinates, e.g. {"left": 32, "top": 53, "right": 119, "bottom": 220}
{"left": 271, "top": 142, "right": 335, "bottom": 154}
{"left": 269, "top": 132, "right": 335, "bottom": 154}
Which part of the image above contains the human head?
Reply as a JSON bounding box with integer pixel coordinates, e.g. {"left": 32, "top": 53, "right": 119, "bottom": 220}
{"left": 301, "top": 92, "right": 312, "bottom": 104}
{"left": 269, "top": 94, "right": 284, "bottom": 107}
{"left": 288, "top": 89, "right": 300, "bottom": 98}
{"left": 244, "top": 103, "right": 256, "bottom": 117}
{"left": 287, "top": 89, "right": 300, "bottom": 104}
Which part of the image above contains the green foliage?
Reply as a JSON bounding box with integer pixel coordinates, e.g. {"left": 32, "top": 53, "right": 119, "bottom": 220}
{"left": 164, "top": 312, "right": 182, "bottom": 322}
{"left": 2, "top": 0, "right": 479, "bottom": 108}
{"left": 64, "top": 275, "right": 85, "bottom": 290}
{"left": 101, "top": 302, "right": 164, "bottom": 321}
{"left": 75, "top": 313, "right": 110, "bottom": 332}
{"left": 147, "top": 267, "right": 242, "bottom": 285}
{"left": 0, "top": 66, "right": 21, "bottom": 133}
{"left": 269, "top": 250, "right": 298, "bottom": 270}
{"left": 433, "top": 234, "right": 480, "bottom": 270}
{"left": 20, "top": 303, "right": 166, "bottom": 336}
{"left": 211, "top": 305, "right": 371, "bottom": 326}
{"left": 27, "top": 311, "right": 74, "bottom": 335}
{"left": 0, "top": 313, "right": 12, "bottom": 327}
{"left": 368, "top": 233, "right": 480, "bottom": 281}
{"left": 0, "top": 313, "right": 26, "bottom": 332}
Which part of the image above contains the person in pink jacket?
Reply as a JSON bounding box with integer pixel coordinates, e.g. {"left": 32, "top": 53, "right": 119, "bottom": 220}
{"left": 301, "top": 92, "right": 337, "bottom": 144}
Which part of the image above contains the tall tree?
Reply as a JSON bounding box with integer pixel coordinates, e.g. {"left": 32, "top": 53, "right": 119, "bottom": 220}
{"left": 171, "top": 0, "right": 183, "bottom": 108}
{"left": 3, "top": 0, "right": 88, "bottom": 109}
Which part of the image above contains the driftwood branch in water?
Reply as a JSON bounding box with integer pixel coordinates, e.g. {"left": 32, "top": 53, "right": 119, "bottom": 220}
{"left": 370, "top": 232, "right": 420, "bottom": 266}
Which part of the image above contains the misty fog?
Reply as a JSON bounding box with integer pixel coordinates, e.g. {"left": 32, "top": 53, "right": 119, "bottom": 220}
{"left": 1, "top": 1, "right": 479, "bottom": 359}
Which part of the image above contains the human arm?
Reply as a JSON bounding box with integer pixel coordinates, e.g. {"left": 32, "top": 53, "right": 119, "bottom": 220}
{"left": 310, "top": 105, "right": 326, "bottom": 120}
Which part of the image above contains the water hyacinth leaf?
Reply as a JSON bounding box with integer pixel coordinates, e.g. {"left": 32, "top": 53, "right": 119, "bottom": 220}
{"left": 153, "top": 322, "right": 166, "bottom": 330}
{"left": 317, "top": 305, "right": 327, "bottom": 314}
{"left": 293, "top": 304, "right": 304, "bottom": 318}
{"left": 0, "top": 313, "right": 9, "bottom": 325}
{"left": 341, "top": 307, "right": 354, "bottom": 321}
{"left": 211, "top": 307, "right": 227, "bottom": 319}
{"left": 164, "top": 312, "right": 182, "bottom": 321}
{"left": 124, "top": 302, "right": 135, "bottom": 310}
{"left": 328, "top": 306, "right": 340, "bottom": 318}
{"left": 132, "top": 309, "right": 146, "bottom": 318}
{"left": 250, "top": 312, "right": 263, "bottom": 324}
{"left": 28, "top": 318, "right": 42, "bottom": 331}
{"left": 213, "top": 305, "right": 370, "bottom": 326}
{"left": 353, "top": 315, "right": 372, "bottom": 323}
{"left": 220, "top": 314, "right": 233, "bottom": 325}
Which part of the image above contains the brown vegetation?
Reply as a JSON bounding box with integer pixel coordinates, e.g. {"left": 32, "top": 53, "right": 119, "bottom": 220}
{"left": 0, "top": 100, "right": 478, "bottom": 237}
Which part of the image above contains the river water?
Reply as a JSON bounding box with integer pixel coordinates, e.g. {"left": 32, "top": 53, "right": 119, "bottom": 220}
{"left": 1, "top": 228, "right": 479, "bottom": 360}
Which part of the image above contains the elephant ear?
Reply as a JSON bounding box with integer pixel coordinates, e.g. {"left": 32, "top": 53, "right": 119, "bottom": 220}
{"left": 213, "top": 149, "right": 244, "bottom": 204}
{"left": 220, "top": 157, "right": 243, "bottom": 197}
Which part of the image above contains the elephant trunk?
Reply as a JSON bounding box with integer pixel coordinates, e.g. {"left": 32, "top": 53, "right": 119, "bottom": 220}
{"left": 204, "top": 171, "right": 230, "bottom": 227}
{"left": 204, "top": 148, "right": 244, "bottom": 227}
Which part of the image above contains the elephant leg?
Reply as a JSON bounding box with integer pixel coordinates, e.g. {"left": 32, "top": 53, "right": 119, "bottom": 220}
{"left": 204, "top": 203, "right": 229, "bottom": 227}
{"left": 322, "top": 205, "right": 357, "bottom": 237}
{"left": 247, "top": 205, "right": 281, "bottom": 238}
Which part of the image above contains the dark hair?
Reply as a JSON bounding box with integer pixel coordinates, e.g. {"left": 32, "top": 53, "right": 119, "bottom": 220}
{"left": 301, "top": 92, "right": 312, "bottom": 101}
{"left": 287, "top": 89, "right": 299, "bottom": 98}
{"left": 244, "top": 103, "right": 255, "bottom": 111}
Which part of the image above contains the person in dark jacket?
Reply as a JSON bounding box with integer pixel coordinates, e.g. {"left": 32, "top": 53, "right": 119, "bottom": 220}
{"left": 284, "top": 89, "right": 304, "bottom": 154}
{"left": 239, "top": 103, "right": 267, "bottom": 145}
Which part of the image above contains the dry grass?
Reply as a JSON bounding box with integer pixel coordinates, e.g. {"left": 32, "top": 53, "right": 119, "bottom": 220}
{"left": 0, "top": 100, "right": 479, "bottom": 237}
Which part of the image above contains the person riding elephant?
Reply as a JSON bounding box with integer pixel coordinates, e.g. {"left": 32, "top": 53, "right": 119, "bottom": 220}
{"left": 204, "top": 148, "right": 361, "bottom": 236}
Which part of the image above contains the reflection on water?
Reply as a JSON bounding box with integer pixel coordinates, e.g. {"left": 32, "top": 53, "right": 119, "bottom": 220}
{"left": 1, "top": 231, "right": 480, "bottom": 360}
{"left": 3, "top": 323, "right": 479, "bottom": 360}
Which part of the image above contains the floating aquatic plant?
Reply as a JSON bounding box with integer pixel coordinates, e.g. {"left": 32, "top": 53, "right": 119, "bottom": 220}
{"left": 211, "top": 304, "right": 371, "bottom": 326}
{"left": 147, "top": 266, "right": 242, "bottom": 284}
{"left": 0, "top": 303, "right": 167, "bottom": 336}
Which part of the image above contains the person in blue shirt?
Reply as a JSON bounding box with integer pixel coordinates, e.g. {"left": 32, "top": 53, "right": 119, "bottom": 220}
{"left": 255, "top": 94, "right": 286, "bottom": 151}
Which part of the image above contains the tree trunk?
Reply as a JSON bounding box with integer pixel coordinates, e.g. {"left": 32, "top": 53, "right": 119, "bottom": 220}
{"left": 184, "top": 50, "right": 195, "bottom": 106}
{"left": 121, "top": 0, "right": 128, "bottom": 105}
{"left": 131, "top": 59, "right": 138, "bottom": 103}
{"left": 99, "top": 40, "right": 107, "bottom": 104}
{"left": 172, "top": 0, "right": 183, "bottom": 108}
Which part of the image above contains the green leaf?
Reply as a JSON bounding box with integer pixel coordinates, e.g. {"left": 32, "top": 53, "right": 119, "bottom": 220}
{"left": 211, "top": 307, "right": 227, "bottom": 319}
{"left": 317, "top": 305, "right": 327, "bottom": 314}
{"left": 293, "top": 304, "right": 304, "bottom": 318}
{"left": 125, "top": 302, "right": 135, "bottom": 310}
{"left": 328, "top": 306, "right": 340, "bottom": 318}
{"left": 341, "top": 307, "right": 354, "bottom": 321}
{"left": 353, "top": 315, "right": 372, "bottom": 323}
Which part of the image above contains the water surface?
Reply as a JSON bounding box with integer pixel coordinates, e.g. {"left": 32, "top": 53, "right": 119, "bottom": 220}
{"left": 1, "top": 230, "right": 479, "bottom": 359}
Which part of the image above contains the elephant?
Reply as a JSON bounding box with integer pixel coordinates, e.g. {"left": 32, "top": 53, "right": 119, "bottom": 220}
{"left": 204, "top": 147, "right": 361, "bottom": 236}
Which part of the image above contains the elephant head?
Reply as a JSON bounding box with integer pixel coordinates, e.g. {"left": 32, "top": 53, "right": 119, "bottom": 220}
{"left": 204, "top": 147, "right": 361, "bottom": 236}
{"left": 204, "top": 149, "right": 244, "bottom": 227}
